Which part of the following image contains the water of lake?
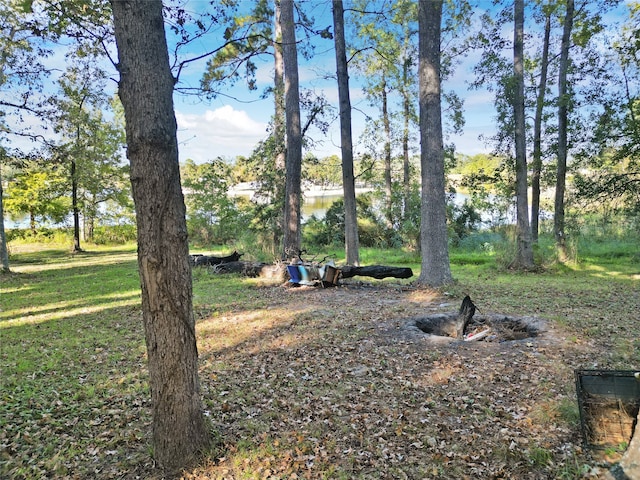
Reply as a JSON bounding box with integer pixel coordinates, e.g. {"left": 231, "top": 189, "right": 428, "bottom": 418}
{"left": 302, "top": 193, "right": 343, "bottom": 221}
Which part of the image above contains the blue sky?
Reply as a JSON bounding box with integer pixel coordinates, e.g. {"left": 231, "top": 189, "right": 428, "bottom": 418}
{"left": 172, "top": 43, "right": 496, "bottom": 163}
{"left": 167, "top": 0, "right": 631, "bottom": 164}
{"left": 5, "top": 0, "right": 629, "bottom": 165}
{"left": 169, "top": 0, "right": 498, "bottom": 163}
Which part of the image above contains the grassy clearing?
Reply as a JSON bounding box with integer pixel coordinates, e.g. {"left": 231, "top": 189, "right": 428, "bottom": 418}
{"left": 1, "top": 240, "right": 639, "bottom": 479}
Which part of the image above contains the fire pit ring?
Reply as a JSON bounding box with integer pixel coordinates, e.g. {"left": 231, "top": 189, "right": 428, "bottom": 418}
{"left": 405, "top": 312, "right": 547, "bottom": 344}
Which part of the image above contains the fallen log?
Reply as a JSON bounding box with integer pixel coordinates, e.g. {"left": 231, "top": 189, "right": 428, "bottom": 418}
{"left": 211, "top": 261, "right": 286, "bottom": 280}
{"left": 194, "top": 250, "right": 243, "bottom": 267}
{"left": 204, "top": 261, "right": 413, "bottom": 283}
{"left": 339, "top": 265, "right": 413, "bottom": 280}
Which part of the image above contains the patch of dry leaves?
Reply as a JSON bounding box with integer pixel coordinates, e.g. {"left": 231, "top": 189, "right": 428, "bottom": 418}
{"left": 185, "top": 282, "right": 614, "bottom": 479}
{"left": 4, "top": 277, "right": 637, "bottom": 479}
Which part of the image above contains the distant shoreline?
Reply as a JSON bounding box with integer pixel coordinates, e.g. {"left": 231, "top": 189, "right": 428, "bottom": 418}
{"left": 228, "top": 183, "right": 372, "bottom": 198}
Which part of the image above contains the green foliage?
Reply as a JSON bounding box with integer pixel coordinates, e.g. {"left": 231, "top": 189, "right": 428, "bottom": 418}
{"left": 455, "top": 230, "right": 506, "bottom": 253}
{"left": 0, "top": 0, "right": 51, "bottom": 137}
{"left": 181, "top": 158, "right": 249, "bottom": 246}
{"left": 395, "top": 185, "right": 422, "bottom": 251}
{"left": 227, "top": 135, "right": 286, "bottom": 255}
{"left": 458, "top": 157, "right": 515, "bottom": 229}
{"left": 527, "top": 446, "right": 552, "bottom": 468}
{"left": 303, "top": 195, "right": 401, "bottom": 249}
{"left": 452, "top": 153, "right": 502, "bottom": 176}
{"left": 91, "top": 225, "right": 137, "bottom": 245}
{"left": 302, "top": 154, "right": 342, "bottom": 187}
{"left": 5, "top": 226, "right": 73, "bottom": 246}
{"left": 4, "top": 159, "right": 69, "bottom": 232}
{"left": 447, "top": 198, "right": 483, "bottom": 247}
{"left": 51, "top": 65, "right": 129, "bottom": 240}
{"left": 200, "top": 0, "right": 273, "bottom": 98}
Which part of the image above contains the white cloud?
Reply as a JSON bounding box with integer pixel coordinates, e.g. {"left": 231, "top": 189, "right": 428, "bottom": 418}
{"left": 175, "top": 105, "right": 269, "bottom": 162}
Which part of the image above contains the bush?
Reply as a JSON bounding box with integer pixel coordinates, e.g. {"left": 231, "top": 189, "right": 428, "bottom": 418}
{"left": 92, "top": 225, "right": 137, "bottom": 245}
{"left": 456, "top": 231, "right": 506, "bottom": 251}
{"left": 448, "top": 199, "right": 482, "bottom": 247}
{"left": 5, "top": 228, "right": 29, "bottom": 243}
{"left": 5, "top": 227, "right": 72, "bottom": 244}
{"left": 303, "top": 196, "right": 402, "bottom": 249}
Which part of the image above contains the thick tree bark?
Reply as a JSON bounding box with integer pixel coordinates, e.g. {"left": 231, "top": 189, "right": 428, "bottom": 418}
{"left": 417, "top": 0, "right": 453, "bottom": 287}
{"left": 111, "top": 0, "right": 209, "bottom": 473}
{"left": 512, "top": 0, "right": 535, "bottom": 269}
{"left": 531, "top": 11, "right": 551, "bottom": 244}
{"left": 555, "top": 0, "right": 574, "bottom": 261}
{"left": 332, "top": 0, "right": 360, "bottom": 266}
{"left": 281, "top": 0, "right": 303, "bottom": 261}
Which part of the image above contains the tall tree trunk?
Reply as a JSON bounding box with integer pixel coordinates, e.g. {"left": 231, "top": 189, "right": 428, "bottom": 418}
{"left": 0, "top": 168, "right": 9, "bottom": 273}
{"left": 71, "top": 158, "right": 82, "bottom": 252}
{"left": 85, "top": 214, "right": 95, "bottom": 242}
{"left": 111, "top": 0, "right": 209, "bottom": 474}
{"left": 417, "top": 0, "right": 452, "bottom": 287}
{"left": 281, "top": 0, "right": 302, "bottom": 260}
{"left": 531, "top": 10, "right": 551, "bottom": 244}
{"left": 555, "top": 0, "right": 574, "bottom": 261}
{"left": 29, "top": 209, "right": 36, "bottom": 236}
{"left": 512, "top": 0, "right": 535, "bottom": 269}
{"left": 333, "top": 0, "right": 360, "bottom": 266}
{"left": 382, "top": 77, "right": 393, "bottom": 227}
{"left": 402, "top": 54, "right": 411, "bottom": 220}
{"left": 273, "top": 0, "right": 285, "bottom": 256}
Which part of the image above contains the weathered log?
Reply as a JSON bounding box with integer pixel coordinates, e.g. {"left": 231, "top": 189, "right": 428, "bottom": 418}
{"left": 339, "top": 265, "right": 413, "bottom": 280}
{"left": 211, "top": 261, "right": 286, "bottom": 280}
{"left": 205, "top": 261, "right": 413, "bottom": 282}
{"left": 194, "top": 250, "right": 243, "bottom": 267}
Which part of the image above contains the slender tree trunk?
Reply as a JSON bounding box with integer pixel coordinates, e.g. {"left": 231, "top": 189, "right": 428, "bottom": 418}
{"left": 85, "top": 210, "right": 95, "bottom": 241}
{"left": 402, "top": 54, "right": 411, "bottom": 219}
{"left": 1, "top": 33, "right": 12, "bottom": 273}
{"left": 0, "top": 170, "right": 9, "bottom": 273}
{"left": 281, "top": 0, "right": 302, "bottom": 260}
{"left": 512, "top": 0, "right": 535, "bottom": 269}
{"left": 333, "top": 0, "right": 360, "bottom": 266}
{"left": 29, "top": 209, "right": 36, "bottom": 236}
{"left": 382, "top": 77, "right": 393, "bottom": 227}
{"left": 531, "top": 10, "right": 551, "bottom": 244}
{"left": 555, "top": 0, "right": 574, "bottom": 261}
{"left": 417, "top": 0, "right": 452, "bottom": 287}
{"left": 273, "top": 0, "right": 285, "bottom": 256}
{"left": 111, "top": 0, "right": 209, "bottom": 473}
{"left": 71, "top": 158, "right": 82, "bottom": 252}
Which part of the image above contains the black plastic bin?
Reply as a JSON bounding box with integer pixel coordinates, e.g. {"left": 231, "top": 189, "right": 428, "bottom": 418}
{"left": 575, "top": 369, "right": 640, "bottom": 449}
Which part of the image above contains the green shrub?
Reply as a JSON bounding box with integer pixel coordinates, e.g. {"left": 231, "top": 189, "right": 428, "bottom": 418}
{"left": 5, "top": 228, "right": 29, "bottom": 242}
{"left": 303, "top": 196, "right": 402, "bottom": 249}
{"left": 92, "top": 225, "right": 137, "bottom": 245}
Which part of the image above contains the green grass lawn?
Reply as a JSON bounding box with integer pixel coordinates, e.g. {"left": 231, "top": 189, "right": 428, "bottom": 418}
{"left": 1, "top": 241, "right": 638, "bottom": 479}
